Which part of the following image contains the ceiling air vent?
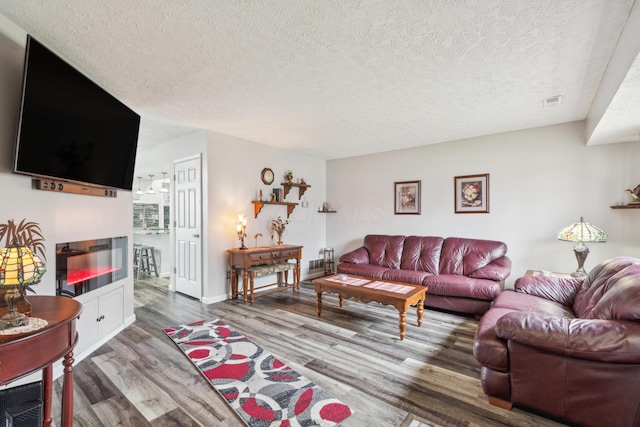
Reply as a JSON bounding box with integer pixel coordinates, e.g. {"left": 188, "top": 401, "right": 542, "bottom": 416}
{"left": 543, "top": 95, "right": 562, "bottom": 108}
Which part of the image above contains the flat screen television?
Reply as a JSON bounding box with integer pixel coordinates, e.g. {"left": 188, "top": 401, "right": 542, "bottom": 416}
{"left": 13, "top": 35, "right": 140, "bottom": 191}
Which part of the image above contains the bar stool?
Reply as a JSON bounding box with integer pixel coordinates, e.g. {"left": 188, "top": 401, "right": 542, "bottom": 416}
{"left": 133, "top": 244, "right": 142, "bottom": 278}
{"left": 134, "top": 244, "right": 158, "bottom": 279}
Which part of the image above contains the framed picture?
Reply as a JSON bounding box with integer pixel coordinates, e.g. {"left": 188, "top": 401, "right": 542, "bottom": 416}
{"left": 454, "top": 174, "right": 489, "bottom": 213}
{"left": 394, "top": 181, "right": 421, "bottom": 214}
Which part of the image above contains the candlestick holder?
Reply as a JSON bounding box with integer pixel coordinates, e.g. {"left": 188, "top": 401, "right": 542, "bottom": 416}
{"left": 236, "top": 214, "right": 248, "bottom": 250}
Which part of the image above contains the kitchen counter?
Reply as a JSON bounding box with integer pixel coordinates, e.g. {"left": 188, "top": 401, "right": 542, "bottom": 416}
{"left": 134, "top": 228, "right": 170, "bottom": 235}
{"left": 133, "top": 231, "right": 170, "bottom": 277}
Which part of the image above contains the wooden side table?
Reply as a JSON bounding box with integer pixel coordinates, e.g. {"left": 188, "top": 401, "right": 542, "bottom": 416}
{"left": 228, "top": 245, "right": 303, "bottom": 303}
{"left": 0, "top": 296, "right": 82, "bottom": 427}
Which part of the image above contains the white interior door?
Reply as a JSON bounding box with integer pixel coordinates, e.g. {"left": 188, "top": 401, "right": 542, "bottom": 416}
{"left": 174, "top": 155, "right": 202, "bottom": 299}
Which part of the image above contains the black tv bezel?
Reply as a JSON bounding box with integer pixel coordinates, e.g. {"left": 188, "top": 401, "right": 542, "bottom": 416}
{"left": 12, "top": 35, "right": 140, "bottom": 192}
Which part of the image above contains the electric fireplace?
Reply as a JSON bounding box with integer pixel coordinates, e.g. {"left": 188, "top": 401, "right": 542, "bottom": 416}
{"left": 56, "top": 236, "right": 128, "bottom": 297}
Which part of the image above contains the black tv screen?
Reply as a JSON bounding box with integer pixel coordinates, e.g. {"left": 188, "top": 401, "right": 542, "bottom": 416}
{"left": 13, "top": 36, "right": 140, "bottom": 191}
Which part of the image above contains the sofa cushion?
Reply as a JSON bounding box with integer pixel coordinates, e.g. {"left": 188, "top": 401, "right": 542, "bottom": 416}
{"left": 496, "top": 312, "right": 640, "bottom": 363}
{"left": 399, "top": 236, "right": 444, "bottom": 274}
{"left": 422, "top": 274, "right": 501, "bottom": 300}
{"left": 336, "top": 263, "right": 389, "bottom": 280}
{"left": 515, "top": 275, "right": 583, "bottom": 306}
{"left": 439, "top": 237, "right": 508, "bottom": 276}
{"left": 468, "top": 256, "right": 511, "bottom": 281}
{"left": 363, "top": 234, "right": 406, "bottom": 269}
{"left": 492, "top": 290, "right": 577, "bottom": 319}
{"left": 574, "top": 256, "right": 640, "bottom": 320}
{"left": 585, "top": 263, "right": 640, "bottom": 321}
{"left": 338, "top": 246, "right": 369, "bottom": 264}
{"left": 382, "top": 269, "right": 432, "bottom": 286}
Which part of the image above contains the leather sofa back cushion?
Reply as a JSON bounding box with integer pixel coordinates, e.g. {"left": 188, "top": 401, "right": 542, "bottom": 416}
{"left": 439, "top": 237, "right": 508, "bottom": 276}
{"left": 574, "top": 256, "right": 640, "bottom": 320}
{"left": 363, "top": 235, "right": 406, "bottom": 269}
{"left": 399, "top": 236, "right": 444, "bottom": 274}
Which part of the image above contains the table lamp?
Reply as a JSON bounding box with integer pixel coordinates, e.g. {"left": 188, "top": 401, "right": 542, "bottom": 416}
{"left": 0, "top": 239, "right": 46, "bottom": 329}
{"left": 557, "top": 217, "right": 607, "bottom": 277}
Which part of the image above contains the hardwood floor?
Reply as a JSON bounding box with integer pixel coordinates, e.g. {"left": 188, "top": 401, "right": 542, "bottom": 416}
{"left": 52, "top": 276, "right": 568, "bottom": 427}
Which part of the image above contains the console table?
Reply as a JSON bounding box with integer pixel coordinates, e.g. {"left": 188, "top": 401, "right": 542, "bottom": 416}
{"left": 0, "top": 296, "right": 82, "bottom": 427}
{"left": 228, "top": 245, "right": 303, "bottom": 303}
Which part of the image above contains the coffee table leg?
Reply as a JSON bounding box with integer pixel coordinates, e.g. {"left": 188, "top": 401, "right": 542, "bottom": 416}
{"left": 399, "top": 311, "right": 407, "bottom": 340}
{"left": 317, "top": 291, "right": 323, "bottom": 316}
{"left": 339, "top": 295, "right": 344, "bottom": 307}
{"left": 417, "top": 299, "right": 424, "bottom": 327}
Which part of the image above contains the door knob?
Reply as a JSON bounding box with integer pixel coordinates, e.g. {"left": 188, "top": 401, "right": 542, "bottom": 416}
{"left": 193, "top": 233, "right": 200, "bottom": 238}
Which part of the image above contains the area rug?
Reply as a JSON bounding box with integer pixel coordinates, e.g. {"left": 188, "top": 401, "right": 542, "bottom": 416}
{"left": 164, "top": 319, "right": 354, "bottom": 427}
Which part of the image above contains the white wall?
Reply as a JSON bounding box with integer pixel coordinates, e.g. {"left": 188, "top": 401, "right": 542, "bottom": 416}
{"left": 204, "top": 130, "right": 328, "bottom": 300}
{"left": 0, "top": 23, "right": 135, "bottom": 327}
{"left": 136, "top": 129, "right": 327, "bottom": 303}
{"left": 326, "top": 121, "right": 640, "bottom": 287}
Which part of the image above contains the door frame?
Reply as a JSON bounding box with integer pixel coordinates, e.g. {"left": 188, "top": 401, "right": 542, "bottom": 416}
{"left": 170, "top": 153, "right": 205, "bottom": 300}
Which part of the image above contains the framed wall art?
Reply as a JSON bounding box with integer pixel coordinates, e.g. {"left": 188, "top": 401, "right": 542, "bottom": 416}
{"left": 454, "top": 174, "right": 489, "bottom": 213}
{"left": 394, "top": 180, "right": 421, "bottom": 214}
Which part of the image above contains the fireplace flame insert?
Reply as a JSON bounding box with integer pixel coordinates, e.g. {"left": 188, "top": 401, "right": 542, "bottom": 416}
{"left": 56, "top": 236, "right": 128, "bottom": 297}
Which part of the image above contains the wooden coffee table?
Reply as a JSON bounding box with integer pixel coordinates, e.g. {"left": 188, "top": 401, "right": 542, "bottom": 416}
{"left": 312, "top": 274, "right": 427, "bottom": 340}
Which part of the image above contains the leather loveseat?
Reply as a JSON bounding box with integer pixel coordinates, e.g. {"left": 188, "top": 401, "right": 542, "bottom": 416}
{"left": 337, "top": 235, "right": 511, "bottom": 315}
{"left": 473, "top": 256, "right": 640, "bottom": 427}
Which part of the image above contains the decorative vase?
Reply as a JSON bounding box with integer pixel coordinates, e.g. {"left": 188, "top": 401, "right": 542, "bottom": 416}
{"left": 277, "top": 232, "right": 283, "bottom": 245}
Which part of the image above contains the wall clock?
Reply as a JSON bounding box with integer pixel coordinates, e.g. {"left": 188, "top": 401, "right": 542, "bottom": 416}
{"left": 261, "top": 167, "right": 274, "bottom": 185}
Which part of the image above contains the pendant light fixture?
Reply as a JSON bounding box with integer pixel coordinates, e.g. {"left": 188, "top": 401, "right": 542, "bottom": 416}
{"left": 135, "top": 176, "right": 144, "bottom": 195}
{"left": 160, "top": 171, "right": 169, "bottom": 193}
{"left": 147, "top": 174, "right": 156, "bottom": 194}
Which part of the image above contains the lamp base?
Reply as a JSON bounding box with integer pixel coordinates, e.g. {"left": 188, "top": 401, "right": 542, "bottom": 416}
{"left": 0, "top": 311, "right": 29, "bottom": 330}
{"left": 570, "top": 270, "right": 587, "bottom": 278}
{"left": 572, "top": 246, "right": 589, "bottom": 278}
{"left": 0, "top": 287, "right": 29, "bottom": 330}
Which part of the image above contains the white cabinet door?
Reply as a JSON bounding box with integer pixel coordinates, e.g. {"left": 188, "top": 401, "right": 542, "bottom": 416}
{"left": 98, "top": 286, "right": 123, "bottom": 338}
{"left": 74, "top": 286, "right": 124, "bottom": 356}
{"left": 75, "top": 297, "right": 99, "bottom": 355}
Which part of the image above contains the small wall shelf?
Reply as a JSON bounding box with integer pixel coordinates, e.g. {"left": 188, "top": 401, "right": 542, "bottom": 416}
{"left": 318, "top": 210, "right": 337, "bottom": 213}
{"left": 282, "top": 182, "right": 311, "bottom": 200}
{"left": 610, "top": 204, "right": 640, "bottom": 209}
{"left": 252, "top": 201, "right": 298, "bottom": 218}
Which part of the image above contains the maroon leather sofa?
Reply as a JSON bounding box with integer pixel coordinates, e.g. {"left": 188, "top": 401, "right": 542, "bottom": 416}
{"left": 337, "top": 235, "right": 511, "bottom": 315}
{"left": 473, "top": 256, "right": 640, "bottom": 427}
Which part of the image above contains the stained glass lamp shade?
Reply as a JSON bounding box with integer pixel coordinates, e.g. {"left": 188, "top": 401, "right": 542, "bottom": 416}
{"left": 0, "top": 239, "right": 46, "bottom": 329}
{"left": 557, "top": 217, "right": 607, "bottom": 277}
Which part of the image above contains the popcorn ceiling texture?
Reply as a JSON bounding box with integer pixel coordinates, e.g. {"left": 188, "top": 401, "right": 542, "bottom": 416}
{"left": 0, "top": 0, "right": 637, "bottom": 159}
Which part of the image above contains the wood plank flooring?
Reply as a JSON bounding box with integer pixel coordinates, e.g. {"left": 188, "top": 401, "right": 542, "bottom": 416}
{"left": 51, "top": 277, "right": 568, "bottom": 426}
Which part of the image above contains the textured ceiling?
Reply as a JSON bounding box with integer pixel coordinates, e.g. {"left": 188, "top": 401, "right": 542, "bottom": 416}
{"left": 0, "top": 1, "right": 638, "bottom": 159}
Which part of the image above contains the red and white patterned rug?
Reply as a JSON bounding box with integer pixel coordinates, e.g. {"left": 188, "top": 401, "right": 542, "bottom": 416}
{"left": 164, "top": 319, "right": 354, "bottom": 426}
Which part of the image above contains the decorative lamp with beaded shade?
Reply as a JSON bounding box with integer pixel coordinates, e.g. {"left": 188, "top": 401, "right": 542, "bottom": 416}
{"left": 0, "top": 239, "right": 46, "bottom": 329}
{"left": 557, "top": 217, "right": 607, "bottom": 277}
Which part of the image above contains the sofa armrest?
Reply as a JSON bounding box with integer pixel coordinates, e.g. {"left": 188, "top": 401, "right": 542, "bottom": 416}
{"left": 496, "top": 311, "right": 640, "bottom": 363}
{"left": 338, "top": 247, "right": 369, "bottom": 264}
{"left": 468, "top": 256, "right": 511, "bottom": 281}
{"left": 514, "top": 275, "right": 583, "bottom": 306}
